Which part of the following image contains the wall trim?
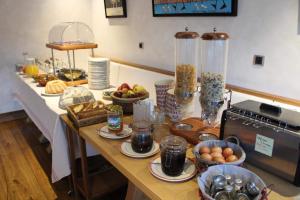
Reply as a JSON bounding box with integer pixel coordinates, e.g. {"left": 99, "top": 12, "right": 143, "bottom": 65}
{"left": 98, "top": 56, "right": 300, "bottom": 107}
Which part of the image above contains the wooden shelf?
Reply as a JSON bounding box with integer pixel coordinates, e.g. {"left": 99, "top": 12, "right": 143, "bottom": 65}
{"left": 46, "top": 43, "right": 98, "bottom": 51}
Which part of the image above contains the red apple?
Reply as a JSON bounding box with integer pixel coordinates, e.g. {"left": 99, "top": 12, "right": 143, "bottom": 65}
{"left": 120, "top": 83, "right": 131, "bottom": 90}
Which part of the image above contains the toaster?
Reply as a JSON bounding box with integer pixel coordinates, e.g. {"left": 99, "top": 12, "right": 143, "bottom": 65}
{"left": 220, "top": 100, "right": 300, "bottom": 186}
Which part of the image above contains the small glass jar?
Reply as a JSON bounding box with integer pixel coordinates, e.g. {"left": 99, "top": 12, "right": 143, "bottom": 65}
{"left": 107, "top": 105, "right": 123, "bottom": 134}
{"left": 160, "top": 135, "right": 187, "bottom": 176}
{"left": 131, "top": 121, "right": 153, "bottom": 153}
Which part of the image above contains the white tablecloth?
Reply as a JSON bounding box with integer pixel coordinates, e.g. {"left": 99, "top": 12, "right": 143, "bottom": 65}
{"left": 13, "top": 74, "right": 112, "bottom": 183}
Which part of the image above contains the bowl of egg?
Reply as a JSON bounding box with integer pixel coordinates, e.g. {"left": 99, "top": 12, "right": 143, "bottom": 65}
{"left": 193, "top": 140, "right": 246, "bottom": 169}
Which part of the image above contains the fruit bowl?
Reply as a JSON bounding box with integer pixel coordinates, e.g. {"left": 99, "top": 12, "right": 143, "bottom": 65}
{"left": 111, "top": 91, "right": 149, "bottom": 114}
{"left": 111, "top": 83, "right": 149, "bottom": 114}
{"left": 193, "top": 140, "right": 246, "bottom": 170}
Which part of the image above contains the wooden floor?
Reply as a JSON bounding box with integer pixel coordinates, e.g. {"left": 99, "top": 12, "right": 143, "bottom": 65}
{"left": 0, "top": 117, "right": 126, "bottom": 200}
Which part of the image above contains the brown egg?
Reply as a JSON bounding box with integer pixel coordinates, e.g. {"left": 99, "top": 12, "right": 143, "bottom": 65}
{"left": 211, "top": 146, "right": 223, "bottom": 154}
{"left": 226, "top": 155, "right": 238, "bottom": 163}
{"left": 200, "top": 146, "right": 211, "bottom": 154}
{"left": 213, "top": 157, "right": 226, "bottom": 164}
{"left": 223, "top": 147, "right": 234, "bottom": 158}
{"left": 200, "top": 153, "right": 213, "bottom": 161}
{"left": 210, "top": 152, "right": 223, "bottom": 159}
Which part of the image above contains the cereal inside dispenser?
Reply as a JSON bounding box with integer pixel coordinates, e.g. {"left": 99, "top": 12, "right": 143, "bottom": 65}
{"left": 174, "top": 28, "right": 199, "bottom": 105}
{"left": 200, "top": 30, "right": 229, "bottom": 126}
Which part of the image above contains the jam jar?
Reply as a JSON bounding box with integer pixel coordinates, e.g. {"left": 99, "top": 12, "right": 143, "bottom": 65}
{"left": 131, "top": 121, "right": 153, "bottom": 153}
{"left": 107, "top": 105, "right": 123, "bottom": 134}
{"left": 160, "top": 135, "right": 187, "bottom": 176}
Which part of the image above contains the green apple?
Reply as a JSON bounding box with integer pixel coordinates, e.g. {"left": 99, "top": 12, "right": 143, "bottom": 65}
{"left": 128, "top": 90, "right": 135, "bottom": 96}
{"left": 133, "top": 85, "right": 146, "bottom": 94}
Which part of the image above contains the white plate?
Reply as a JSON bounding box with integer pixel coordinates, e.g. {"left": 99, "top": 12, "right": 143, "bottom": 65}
{"left": 89, "top": 80, "right": 109, "bottom": 83}
{"left": 121, "top": 141, "right": 159, "bottom": 158}
{"left": 97, "top": 125, "right": 132, "bottom": 139}
{"left": 149, "top": 157, "right": 197, "bottom": 182}
{"left": 41, "top": 90, "right": 62, "bottom": 97}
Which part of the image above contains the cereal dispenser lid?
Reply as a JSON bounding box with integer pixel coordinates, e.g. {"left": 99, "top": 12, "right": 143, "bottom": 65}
{"left": 202, "top": 29, "right": 229, "bottom": 40}
{"left": 175, "top": 27, "right": 199, "bottom": 39}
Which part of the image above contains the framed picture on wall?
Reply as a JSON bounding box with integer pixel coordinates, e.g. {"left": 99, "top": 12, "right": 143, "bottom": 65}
{"left": 152, "top": 0, "right": 238, "bottom": 17}
{"left": 104, "top": 0, "right": 127, "bottom": 18}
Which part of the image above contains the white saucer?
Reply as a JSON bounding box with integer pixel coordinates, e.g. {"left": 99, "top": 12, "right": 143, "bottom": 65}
{"left": 149, "top": 157, "right": 197, "bottom": 182}
{"left": 41, "top": 90, "right": 62, "bottom": 97}
{"left": 97, "top": 125, "right": 132, "bottom": 139}
{"left": 120, "top": 141, "right": 159, "bottom": 158}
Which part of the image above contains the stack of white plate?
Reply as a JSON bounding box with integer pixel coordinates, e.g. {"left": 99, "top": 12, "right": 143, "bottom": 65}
{"left": 88, "top": 57, "right": 110, "bottom": 90}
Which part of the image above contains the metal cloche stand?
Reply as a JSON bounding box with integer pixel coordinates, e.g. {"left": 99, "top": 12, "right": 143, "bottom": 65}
{"left": 46, "top": 43, "right": 97, "bottom": 81}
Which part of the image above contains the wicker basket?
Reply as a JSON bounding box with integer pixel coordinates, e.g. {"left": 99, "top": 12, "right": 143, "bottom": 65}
{"left": 111, "top": 92, "right": 149, "bottom": 114}
{"left": 66, "top": 101, "right": 107, "bottom": 127}
{"left": 193, "top": 140, "right": 246, "bottom": 170}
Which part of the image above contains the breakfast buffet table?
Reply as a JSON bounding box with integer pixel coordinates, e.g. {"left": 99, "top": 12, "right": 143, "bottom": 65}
{"left": 12, "top": 73, "right": 300, "bottom": 200}
{"left": 80, "top": 117, "right": 300, "bottom": 200}
{"left": 12, "top": 73, "right": 111, "bottom": 182}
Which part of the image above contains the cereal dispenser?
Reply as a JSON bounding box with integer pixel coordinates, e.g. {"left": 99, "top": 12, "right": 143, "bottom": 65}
{"left": 200, "top": 30, "right": 229, "bottom": 125}
{"left": 174, "top": 28, "right": 199, "bottom": 105}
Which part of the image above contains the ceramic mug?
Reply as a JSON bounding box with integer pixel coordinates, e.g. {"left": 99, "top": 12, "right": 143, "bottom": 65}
{"left": 166, "top": 89, "right": 182, "bottom": 122}
{"left": 155, "top": 79, "right": 174, "bottom": 112}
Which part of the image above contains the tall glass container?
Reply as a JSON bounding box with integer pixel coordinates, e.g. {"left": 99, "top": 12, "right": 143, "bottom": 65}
{"left": 174, "top": 29, "right": 199, "bottom": 105}
{"left": 200, "top": 31, "right": 229, "bottom": 126}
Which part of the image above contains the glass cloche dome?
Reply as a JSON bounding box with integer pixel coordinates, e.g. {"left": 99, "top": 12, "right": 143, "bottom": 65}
{"left": 48, "top": 22, "right": 95, "bottom": 45}
{"left": 59, "top": 86, "right": 95, "bottom": 110}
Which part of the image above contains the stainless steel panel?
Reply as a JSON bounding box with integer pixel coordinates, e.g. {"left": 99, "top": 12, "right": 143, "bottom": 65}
{"left": 223, "top": 111, "right": 300, "bottom": 183}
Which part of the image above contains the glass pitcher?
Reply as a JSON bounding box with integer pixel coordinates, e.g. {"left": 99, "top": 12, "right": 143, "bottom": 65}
{"left": 24, "top": 58, "right": 39, "bottom": 77}
{"left": 131, "top": 121, "right": 153, "bottom": 153}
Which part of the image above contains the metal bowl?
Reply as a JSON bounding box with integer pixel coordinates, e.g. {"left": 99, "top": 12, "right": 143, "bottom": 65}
{"left": 175, "top": 123, "right": 193, "bottom": 131}
{"left": 58, "top": 68, "right": 86, "bottom": 81}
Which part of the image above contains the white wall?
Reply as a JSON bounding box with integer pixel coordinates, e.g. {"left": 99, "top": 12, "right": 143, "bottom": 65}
{"left": 1, "top": 0, "right": 300, "bottom": 114}
{"left": 0, "top": 0, "right": 93, "bottom": 113}
{"left": 92, "top": 0, "right": 300, "bottom": 101}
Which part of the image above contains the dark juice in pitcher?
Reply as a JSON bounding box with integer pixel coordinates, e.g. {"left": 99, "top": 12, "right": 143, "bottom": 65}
{"left": 161, "top": 147, "right": 186, "bottom": 176}
{"left": 131, "top": 121, "right": 153, "bottom": 154}
{"left": 131, "top": 134, "right": 153, "bottom": 153}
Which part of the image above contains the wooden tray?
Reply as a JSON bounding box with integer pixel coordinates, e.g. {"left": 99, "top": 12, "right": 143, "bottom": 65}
{"left": 170, "top": 118, "right": 219, "bottom": 145}
{"left": 65, "top": 79, "right": 88, "bottom": 87}
{"left": 46, "top": 43, "right": 98, "bottom": 51}
{"left": 67, "top": 101, "right": 107, "bottom": 127}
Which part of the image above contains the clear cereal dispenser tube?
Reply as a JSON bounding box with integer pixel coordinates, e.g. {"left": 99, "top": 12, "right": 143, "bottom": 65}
{"left": 200, "top": 30, "right": 229, "bottom": 126}
{"left": 174, "top": 28, "right": 199, "bottom": 105}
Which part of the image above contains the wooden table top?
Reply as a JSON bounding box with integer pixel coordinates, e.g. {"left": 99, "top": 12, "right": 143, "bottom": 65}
{"left": 79, "top": 117, "right": 300, "bottom": 200}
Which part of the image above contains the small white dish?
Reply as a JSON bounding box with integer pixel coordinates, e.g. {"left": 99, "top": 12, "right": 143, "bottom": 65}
{"left": 149, "top": 157, "right": 197, "bottom": 182}
{"left": 41, "top": 90, "right": 62, "bottom": 97}
{"left": 97, "top": 125, "right": 132, "bottom": 139}
{"left": 120, "top": 141, "right": 159, "bottom": 158}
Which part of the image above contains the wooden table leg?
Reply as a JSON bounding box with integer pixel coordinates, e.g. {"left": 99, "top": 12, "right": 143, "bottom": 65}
{"left": 125, "top": 181, "right": 150, "bottom": 200}
{"left": 66, "top": 126, "right": 79, "bottom": 200}
{"left": 79, "top": 136, "right": 90, "bottom": 200}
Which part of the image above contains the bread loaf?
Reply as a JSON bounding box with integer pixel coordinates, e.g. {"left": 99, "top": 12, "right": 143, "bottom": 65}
{"left": 45, "top": 80, "right": 67, "bottom": 94}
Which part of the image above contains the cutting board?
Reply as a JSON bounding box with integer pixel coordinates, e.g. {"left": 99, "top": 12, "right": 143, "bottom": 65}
{"left": 170, "top": 118, "right": 220, "bottom": 145}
